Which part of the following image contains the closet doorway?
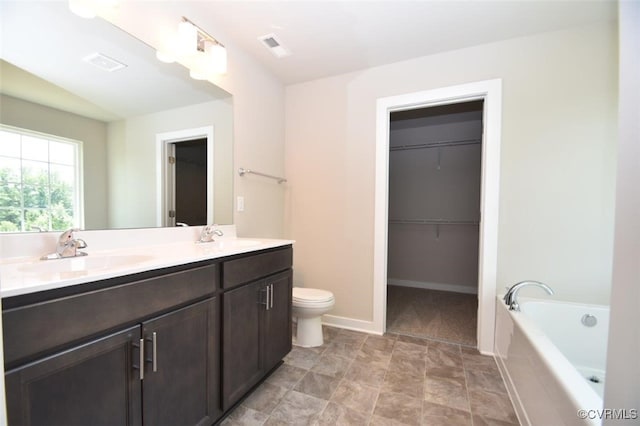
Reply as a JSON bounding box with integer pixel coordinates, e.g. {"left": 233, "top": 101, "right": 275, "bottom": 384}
{"left": 373, "top": 79, "right": 502, "bottom": 354}
{"left": 386, "top": 101, "right": 483, "bottom": 346}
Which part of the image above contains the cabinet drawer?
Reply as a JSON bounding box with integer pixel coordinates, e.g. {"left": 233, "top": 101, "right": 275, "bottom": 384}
{"left": 222, "top": 247, "right": 292, "bottom": 290}
{"left": 3, "top": 263, "right": 218, "bottom": 367}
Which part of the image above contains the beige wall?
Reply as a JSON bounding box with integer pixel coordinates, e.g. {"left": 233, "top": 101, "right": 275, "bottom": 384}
{"left": 285, "top": 21, "right": 618, "bottom": 321}
{"left": 226, "top": 54, "right": 286, "bottom": 238}
{"left": 107, "top": 98, "right": 233, "bottom": 229}
{"left": 0, "top": 95, "right": 109, "bottom": 230}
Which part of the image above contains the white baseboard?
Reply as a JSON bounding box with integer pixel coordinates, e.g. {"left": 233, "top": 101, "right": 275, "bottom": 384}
{"left": 321, "top": 314, "right": 382, "bottom": 335}
{"left": 388, "top": 278, "right": 478, "bottom": 295}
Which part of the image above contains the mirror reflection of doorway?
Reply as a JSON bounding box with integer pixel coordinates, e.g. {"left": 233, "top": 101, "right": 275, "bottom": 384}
{"left": 156, "top": 126, "right": 214, "bottom": 228}
{"left": 168, "top": 139, "right": 207, "bottom": 227}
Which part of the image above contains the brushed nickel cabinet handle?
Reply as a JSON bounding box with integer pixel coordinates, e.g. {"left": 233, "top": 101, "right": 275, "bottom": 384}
{"left": 270, "top": 284, "right": 274, "bottom": 309}
{"left": 152, "top": 332, "right": 158, "bottom": 372}
{"left": 139, "top": 338, "right": 145, "bottom": 380}
{"left": 266, "top": 284, "right": 271, "bottom": 311}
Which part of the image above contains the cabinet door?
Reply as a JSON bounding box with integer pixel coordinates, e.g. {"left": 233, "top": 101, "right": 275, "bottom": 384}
{"left": 221, "top": 280, "right": 264, "bottom": 410}
{"left": 263, "top": 270, "right": 293, "bottom": 371}
{"left": 5, "top": 325, "right": 142, "bottom": 426}
{"left": 142, "top": 298, "right": 220, "bottom": 426}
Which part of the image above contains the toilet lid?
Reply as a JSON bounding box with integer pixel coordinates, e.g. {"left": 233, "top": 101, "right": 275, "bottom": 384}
{"left": 293, "top": 287, "right": 334, "bottom": 303}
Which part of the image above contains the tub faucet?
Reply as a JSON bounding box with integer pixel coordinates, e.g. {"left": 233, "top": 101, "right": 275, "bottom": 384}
{"left": 41, "top": 228, "right": 88, "bottom": 260}
{"left": 198, "top": 224, "right": 224, "bottom": 243}
{"left": 504, "top": 281, "right": 553, "bottom": 311}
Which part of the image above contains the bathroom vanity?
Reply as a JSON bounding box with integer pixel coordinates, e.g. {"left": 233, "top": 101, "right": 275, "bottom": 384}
{"left": 0, "top": 236, "right": 293, "bottom": 426}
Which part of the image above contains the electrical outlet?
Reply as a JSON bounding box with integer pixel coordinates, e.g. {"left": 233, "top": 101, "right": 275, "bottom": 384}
{"left": 237, "top": 196, "right": 245, "bottom": 212}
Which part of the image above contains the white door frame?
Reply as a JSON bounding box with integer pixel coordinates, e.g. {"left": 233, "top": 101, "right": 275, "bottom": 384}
{"left": 373, "top": 79, "right": 502, "bottom": 354}
{"left": 155, "top": 126, "right": 215, "bottom": 227}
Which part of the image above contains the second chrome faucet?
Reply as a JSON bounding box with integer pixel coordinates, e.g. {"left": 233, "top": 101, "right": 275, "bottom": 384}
{"left": 197, "top": 225, "right": 224, "bottom": 243}
{"left": 41, "top": 228, "right": 88, "bottom": 260}
{"left": 504, "top": 281, "right": 554, "bottom": 311}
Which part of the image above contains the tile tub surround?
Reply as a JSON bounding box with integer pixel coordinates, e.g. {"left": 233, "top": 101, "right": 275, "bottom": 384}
{"left": 221, "top": 327, "right": 518, "bottom": 425}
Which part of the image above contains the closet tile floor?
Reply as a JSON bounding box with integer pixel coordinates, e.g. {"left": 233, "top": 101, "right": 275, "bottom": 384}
{"left": 386, "top": 286, "right": 478, "bottom": 347}
{"left": 221, "top": 326, "right": 519, "bottom": 426}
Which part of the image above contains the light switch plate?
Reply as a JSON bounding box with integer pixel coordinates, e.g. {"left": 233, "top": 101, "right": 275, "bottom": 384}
{"left": 237, "top": 196, "right": 245, "bottom": 212}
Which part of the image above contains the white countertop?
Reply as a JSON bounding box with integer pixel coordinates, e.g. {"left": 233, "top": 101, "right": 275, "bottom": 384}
{"left": 0, "top": 238, "right": 294, "bottom": 298}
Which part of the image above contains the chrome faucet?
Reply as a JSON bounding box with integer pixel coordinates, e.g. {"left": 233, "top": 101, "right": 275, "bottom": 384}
{"left": 41, "top": 228, "right": 88, "bottom": 260}
{"left": 197, "top": 224, "right": 224, "bottom": 243}
{"left": 504, "top": 281, "right": 553, "bottom": 311}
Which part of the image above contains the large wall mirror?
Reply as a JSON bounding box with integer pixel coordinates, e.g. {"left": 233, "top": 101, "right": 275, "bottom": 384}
{"left": 0, "top": 1, "right": 234, "bottom": 232}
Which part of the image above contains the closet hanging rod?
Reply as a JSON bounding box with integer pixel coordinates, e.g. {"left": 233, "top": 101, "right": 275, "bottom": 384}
{"left": 238, "top": 168, "right": 287, "bottom": 184}
{"left": 390, "top": 138, "right": 481, "bottom": 152}
{"left": 389, "top": 219, "right": 479, "bottom": 225}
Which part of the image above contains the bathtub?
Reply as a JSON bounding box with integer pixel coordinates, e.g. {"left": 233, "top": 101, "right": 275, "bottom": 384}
{"left": 495, "top": 296, "right": 609, "bottom": 425}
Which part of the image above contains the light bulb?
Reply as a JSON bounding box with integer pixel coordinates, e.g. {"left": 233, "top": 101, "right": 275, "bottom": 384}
{"left": 68, "top": 0, "right": 97, "bottom": 18}
{"left": 177, "top": 21, "right": 198, "bottom": 56}
{"left": 156, "top": 35, "right": 178, "bottom": 63}
{"left": 208, "top": 43, "right": 227, "bottom": 75}
{"left": 156, "top": 50, "right": 176, "bottom": 63}
{"left": 189, "top": 52, "right": 211, "bottom": 80}
{"left": 68, "top": 0, "right": 119, "bottom": 18}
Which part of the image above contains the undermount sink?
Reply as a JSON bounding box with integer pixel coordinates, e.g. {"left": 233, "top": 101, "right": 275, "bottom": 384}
{"left": 18, "top": 255, "right": 154, "bottom": 275}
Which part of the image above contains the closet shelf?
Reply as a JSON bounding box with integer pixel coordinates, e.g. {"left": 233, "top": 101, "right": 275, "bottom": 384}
{"left": 389, "top": 138, "right": 481, "bottom": 152}
{"left": 389, "top": 219, "right": 479, "bottom": 225}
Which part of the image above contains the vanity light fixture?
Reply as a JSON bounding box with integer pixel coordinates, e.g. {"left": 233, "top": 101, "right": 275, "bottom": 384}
{"left": 156, "top": 17, "right": 227, "bottom": 79}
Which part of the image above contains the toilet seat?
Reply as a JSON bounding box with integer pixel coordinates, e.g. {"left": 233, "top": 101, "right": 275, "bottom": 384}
{"left": 293, "top": 287, "right": 334, "bottom": 304}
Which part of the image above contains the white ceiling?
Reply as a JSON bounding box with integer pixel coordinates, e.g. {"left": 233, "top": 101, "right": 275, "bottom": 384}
{"left": 0, "top": 1, "right": 617, "bottom": 120}
{"left": 201, "top": 0, "right": 617, "bottom": 84}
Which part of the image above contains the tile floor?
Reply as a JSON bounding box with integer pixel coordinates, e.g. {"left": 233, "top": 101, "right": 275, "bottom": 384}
{"left": 221, "top": 326, "right": 519, "bottom": 425}
{"left": 387, "top": 286, "right": 478, "bottom": 347}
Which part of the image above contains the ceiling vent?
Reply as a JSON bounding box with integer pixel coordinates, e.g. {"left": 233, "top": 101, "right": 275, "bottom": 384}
{"left": 258, "top": 33, "right": 291, "bottom": 58}
{"left": 82, "top": 52, "right": 127, "bottom": 72}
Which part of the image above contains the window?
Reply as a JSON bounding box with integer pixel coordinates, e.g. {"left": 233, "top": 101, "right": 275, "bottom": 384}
{"left": 0, "top": 126, "right": 83, "bottom": 232}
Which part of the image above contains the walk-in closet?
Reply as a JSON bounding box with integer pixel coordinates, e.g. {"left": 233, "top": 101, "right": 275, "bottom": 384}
{"left": 386, "top": 101, "right": 483, "bottom": 346}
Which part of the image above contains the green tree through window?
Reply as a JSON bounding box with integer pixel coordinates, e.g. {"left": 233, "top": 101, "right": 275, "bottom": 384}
{"left": 0, "top": 127, "right": 82, "bottom": 232}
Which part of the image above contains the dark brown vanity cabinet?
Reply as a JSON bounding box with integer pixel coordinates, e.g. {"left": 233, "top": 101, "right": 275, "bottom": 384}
{"left": 2, "top": 246, "right": 294, "bottom": 425}
{"left": 261, "top": 271, "right": 294, "bottom": 371}
{"left": 221, "top": 247, "right": 293, "bottom": 410}
{"left": 141, "top": 298, "right": 219, "bottom": 426}
{"left": 3, "top": 263, "right": 221, "bottom": 426}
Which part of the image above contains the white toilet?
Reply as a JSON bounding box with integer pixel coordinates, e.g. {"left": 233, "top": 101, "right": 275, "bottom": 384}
{"left": 292, "top": 287, "right": 335, "bottom": 347}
